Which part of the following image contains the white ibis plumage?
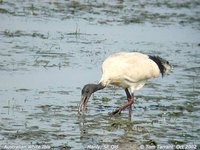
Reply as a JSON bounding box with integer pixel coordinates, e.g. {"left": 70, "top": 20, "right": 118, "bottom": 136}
{"left": 78, "top": 52, "right": 172, "bottom": 115}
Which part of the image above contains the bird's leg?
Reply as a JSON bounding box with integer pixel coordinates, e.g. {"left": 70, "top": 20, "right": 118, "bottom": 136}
{"left": 128, "top": 103, "right": 132, "bottom": 119}
{"left": 111, "top": 88, "right": 134, "bottom": 115}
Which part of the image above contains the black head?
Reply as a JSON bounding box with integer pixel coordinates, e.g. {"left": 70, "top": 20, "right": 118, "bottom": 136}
{"left": 149, "top": 55, "right": 172, "bottom": 77}
{"left": 78, "top": 84, "right": 97, "bottom": 112}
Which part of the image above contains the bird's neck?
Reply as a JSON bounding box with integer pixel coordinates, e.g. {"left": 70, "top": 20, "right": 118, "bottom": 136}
{"left": 93, "top": 83, "right": 105, "bottom": 92}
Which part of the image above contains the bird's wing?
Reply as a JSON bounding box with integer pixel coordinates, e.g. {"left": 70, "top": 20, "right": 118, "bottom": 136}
{"left": 100, "top": 52, "right": 160, "bottom": 87}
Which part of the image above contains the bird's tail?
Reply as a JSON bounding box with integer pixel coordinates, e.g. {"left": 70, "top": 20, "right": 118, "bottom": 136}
{"left": 149, "top": 55, "right": 172, "bottom": 77}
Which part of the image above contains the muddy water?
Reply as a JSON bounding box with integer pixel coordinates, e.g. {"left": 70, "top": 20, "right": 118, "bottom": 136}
{"left": 0, "top": 0, "right": 200, "bottom": 150}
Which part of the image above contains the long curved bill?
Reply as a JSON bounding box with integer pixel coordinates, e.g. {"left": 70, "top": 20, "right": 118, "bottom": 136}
{"left": 78, "top": 95, "right": 89, "bottom": 112}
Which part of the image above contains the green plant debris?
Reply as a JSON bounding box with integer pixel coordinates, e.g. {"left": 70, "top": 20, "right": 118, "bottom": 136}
{"left": 101, "top": 97, "right": 111, "bottom": 102}
{"left": 143, "top": 139, "right": 157, "bottom": 147}
{"left": 169, "top": 139, "right": 186, "bottom": 145}
{"left": 167, "top": 111, "right": 184, "bottom": 117}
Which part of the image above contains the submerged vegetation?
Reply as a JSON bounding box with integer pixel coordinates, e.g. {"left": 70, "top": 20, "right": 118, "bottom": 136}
{"left": 0, "top": 0, "right": 199, "bottom": 28}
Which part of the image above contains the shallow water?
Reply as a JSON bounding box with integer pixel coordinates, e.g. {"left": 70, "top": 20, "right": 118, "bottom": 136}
{"left": 0, "top": 0, "right": 200, "bottom": 149}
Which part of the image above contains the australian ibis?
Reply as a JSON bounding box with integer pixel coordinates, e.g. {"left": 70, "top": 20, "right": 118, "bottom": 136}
{"left": 78, "top": 52, "right": 172, "bottom": 115}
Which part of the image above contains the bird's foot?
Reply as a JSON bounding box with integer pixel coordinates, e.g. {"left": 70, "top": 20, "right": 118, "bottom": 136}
{"left": 109, "top": 108, "right": 122, "bottom": 116}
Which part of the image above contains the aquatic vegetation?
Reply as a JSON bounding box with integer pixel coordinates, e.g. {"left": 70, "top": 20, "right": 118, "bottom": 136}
{"left": 101, "top": 97, "right": 111, "bottom": 102}
{"left": 3, "top": 30, "right": 48, "bottom": 39}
